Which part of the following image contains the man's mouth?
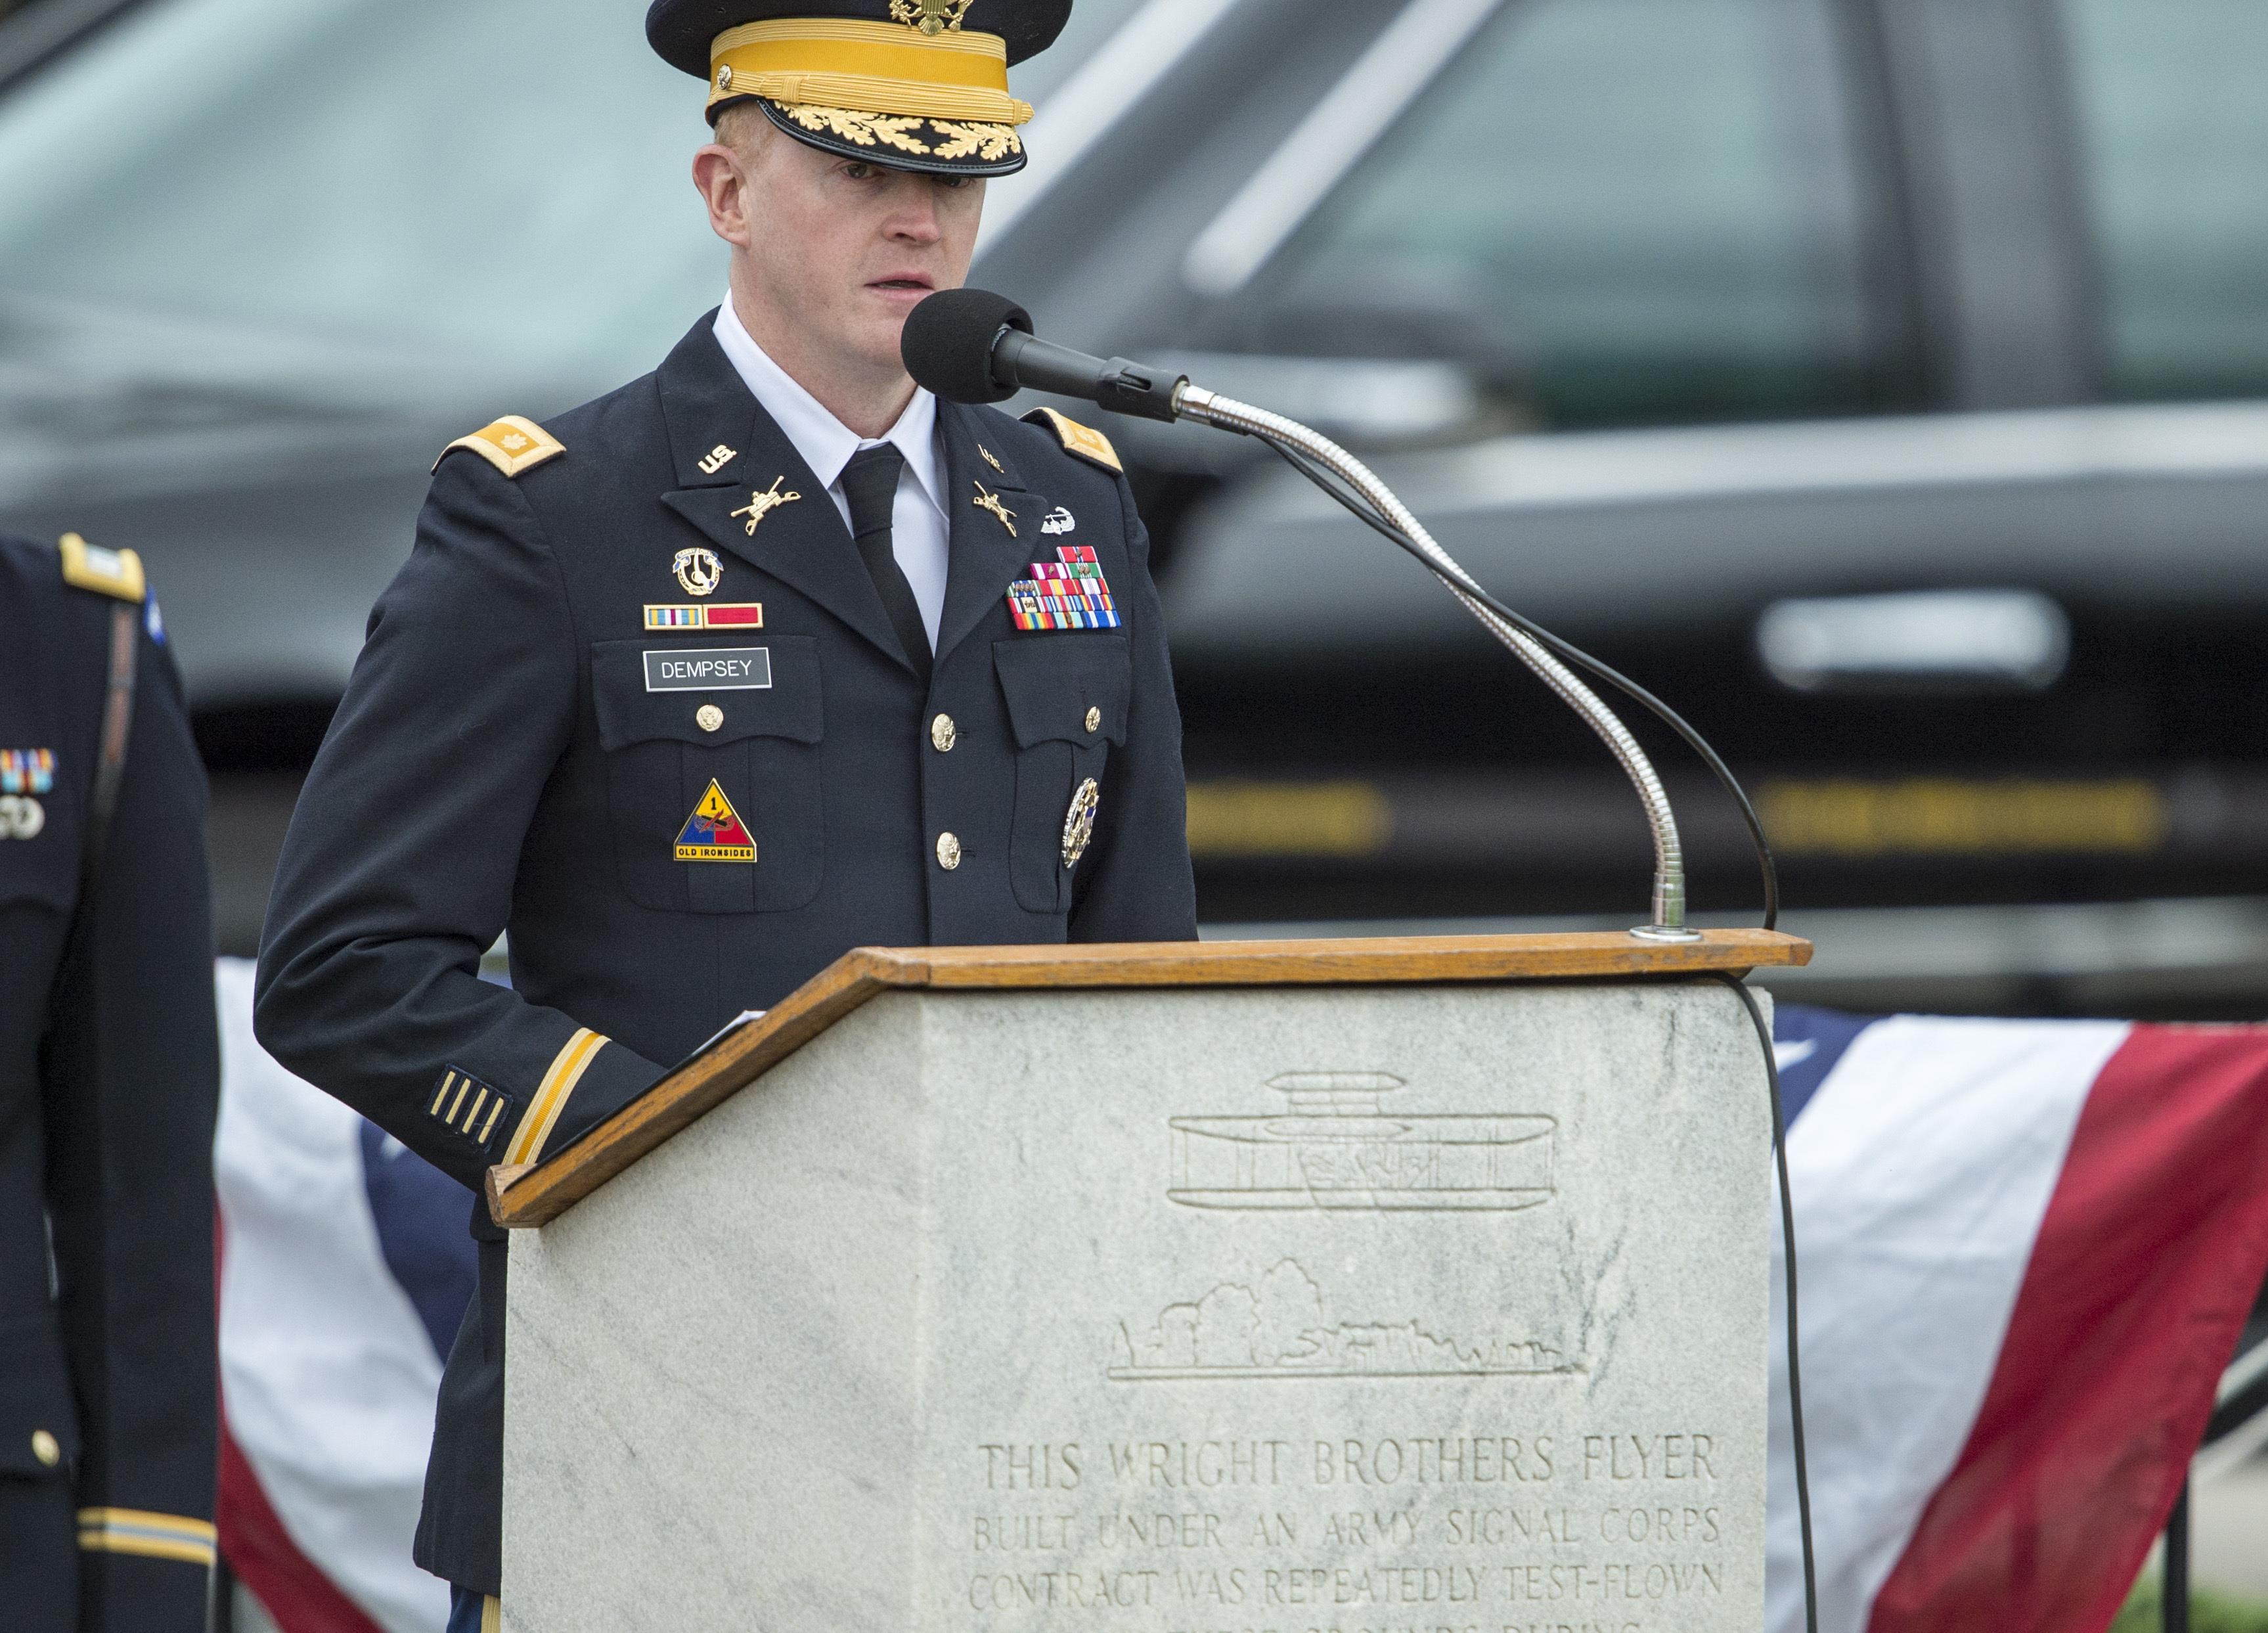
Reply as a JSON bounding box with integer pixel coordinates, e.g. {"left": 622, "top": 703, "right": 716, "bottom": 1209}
{"left": 869, "top": 275, "right": 935, "bottom": 295}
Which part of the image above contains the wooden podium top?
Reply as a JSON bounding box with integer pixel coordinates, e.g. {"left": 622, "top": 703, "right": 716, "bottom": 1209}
{"left": 487, "top": 929, "right": 1809, "bottom": 1228}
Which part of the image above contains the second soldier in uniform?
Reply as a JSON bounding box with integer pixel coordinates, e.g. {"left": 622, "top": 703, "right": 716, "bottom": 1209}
{"left": 253, "top": 1, "right": 1195, "bottom": 1626}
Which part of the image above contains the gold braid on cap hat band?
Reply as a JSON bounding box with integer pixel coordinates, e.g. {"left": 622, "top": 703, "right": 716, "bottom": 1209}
{"left": 708, "top": 19, "right": 1033, "bottom": 124}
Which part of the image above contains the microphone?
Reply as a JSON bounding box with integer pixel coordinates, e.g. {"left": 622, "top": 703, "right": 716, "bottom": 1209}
{"left": 902, "top": 287, "right": 1186, "bottom": 422}
{"left": 901, "top": 288, "right": 1763, "bottom": 943}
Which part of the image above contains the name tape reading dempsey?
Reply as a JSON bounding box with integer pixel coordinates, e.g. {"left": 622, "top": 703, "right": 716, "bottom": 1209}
{"left": 643, "top": 647, "right": 774, "bottom": 692}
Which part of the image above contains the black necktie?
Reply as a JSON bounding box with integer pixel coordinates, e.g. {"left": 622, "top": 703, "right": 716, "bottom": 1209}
{"left": 839, "top": 444, "right": 931, "bottom": 681}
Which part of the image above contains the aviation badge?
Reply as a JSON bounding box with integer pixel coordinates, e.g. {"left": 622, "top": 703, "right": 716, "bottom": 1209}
{"left": 1005, "top": 545, "right": 1120, "bottom": 631}
{"left": 673, "top": 547, "right": 724, "bottom": 598}
{"left": 675, "top": 780, "right": 757, "bottom": 863}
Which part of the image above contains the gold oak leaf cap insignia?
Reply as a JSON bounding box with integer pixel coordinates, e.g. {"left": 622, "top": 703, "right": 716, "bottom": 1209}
{"left": 1021, "top": 406, "right": 1122, "bottom": 475}
{"left": 435, "top": 415, "right": 566, "bottom": 479}
{"left": 58, "top": 532, "right": 146, "bottom": 603}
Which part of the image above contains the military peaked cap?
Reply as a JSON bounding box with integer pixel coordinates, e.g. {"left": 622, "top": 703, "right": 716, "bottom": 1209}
{"left": 646, "top": 0, "right": 1074, "bottom": 176}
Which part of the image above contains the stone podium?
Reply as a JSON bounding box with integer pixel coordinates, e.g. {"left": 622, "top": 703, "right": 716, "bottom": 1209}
{"left": 487, "top": 931, "right": 1810, "bottom": 1633}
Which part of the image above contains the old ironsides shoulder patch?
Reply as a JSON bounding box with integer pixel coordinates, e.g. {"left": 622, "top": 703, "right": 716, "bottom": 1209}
{"left": 676, "top": 780, "right": 757, "bottom": 864}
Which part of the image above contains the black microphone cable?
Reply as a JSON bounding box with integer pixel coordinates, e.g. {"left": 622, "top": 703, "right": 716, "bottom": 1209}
{"left": 1716, "top": 972, "right": 1821, "bottom": 1633}
{"left": 1247, "top": 427, "right": 1819, "bottom": 1633}
{"left": 1247, "top": 430, "right": 1778, "bottom": 932}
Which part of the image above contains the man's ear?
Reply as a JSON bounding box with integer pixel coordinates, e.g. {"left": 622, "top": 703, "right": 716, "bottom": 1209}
{"left": 694, "top": 141, "right": 753, "bottom": 250}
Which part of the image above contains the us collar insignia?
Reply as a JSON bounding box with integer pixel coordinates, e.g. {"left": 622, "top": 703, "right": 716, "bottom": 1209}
{"left": 675, "top": 780, "right": 757, "bottom": 863}
{"left": 1005, "top": 545, "right": 1121, "bottom": 631}
{"left": 646, "top": 602, "right": 763, "bottom": 631}
{"left": 731, "top": 476, "right": 803, "bottom": 537}
{"left": 699, "top": 443, "right": 739, "bottom": 476}
{"left": 973, "top": 481, "right": 1019, "bottom": 537}
{"left": 0, "top": 749, "right": 56, "bottom": 795}
{"left": 979, "top": 444, "right": 1005, "bottom": 474}
{"left": 673, "top": 547, "right": 724, "bottom": 598}
{"left": 890, "top": 0, "right": 973, "bottom": 34}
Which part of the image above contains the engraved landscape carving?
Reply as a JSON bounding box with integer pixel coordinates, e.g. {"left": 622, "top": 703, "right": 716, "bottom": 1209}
{"left": 1168, "top": 1073, "right": 1557, "bottom": 1212}
{"left": 1110, "top": 1259, "right": 1578, "bottom": 1382}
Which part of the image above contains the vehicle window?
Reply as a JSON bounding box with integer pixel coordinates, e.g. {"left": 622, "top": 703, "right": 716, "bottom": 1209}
{"left": 1222, "top": 0, "right": 1888, "bottom": 432}
{"left": 2061, "top": 0, "right": 2268, "bottom": 403}
{"left": 0, "top": 0, "right": 1145, "bottom": 382}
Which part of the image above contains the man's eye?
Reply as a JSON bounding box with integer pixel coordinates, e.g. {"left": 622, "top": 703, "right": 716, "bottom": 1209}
{"left": 842, "top": 162, "right": 878, "bottom": 181}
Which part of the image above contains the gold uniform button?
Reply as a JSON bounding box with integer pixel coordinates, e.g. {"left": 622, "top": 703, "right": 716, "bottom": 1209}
{"left": 1084, "top": 706, "right": 1101, "bottom": 734}
{"left": 930, "top": 713, "right": 958, "bottom": 753}
{"left": 935, "top": 832, "right": 963, "bottom": 871}
{"left": 30, "top": 1430, "right": 59, "bottom": 1467}
{"left": 696, "top": 705, "right": 724, "bottom": 733}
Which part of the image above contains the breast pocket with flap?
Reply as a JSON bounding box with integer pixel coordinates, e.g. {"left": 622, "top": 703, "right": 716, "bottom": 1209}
{"left": 590, "top": 635, "right": 824, "bottom": 914}
{"left": 992, "top": 635, "right": 1132, "bottom": 914}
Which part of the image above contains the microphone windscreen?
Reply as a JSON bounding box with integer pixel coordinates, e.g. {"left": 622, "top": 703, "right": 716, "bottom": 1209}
{"left": 902, "top": 288, "right": 1032, "bottom": 404}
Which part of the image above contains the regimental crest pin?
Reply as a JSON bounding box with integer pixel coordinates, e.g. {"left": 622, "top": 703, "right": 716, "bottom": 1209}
{"left": 973, "top": 480, "right": 1019, "bottom": 537}
{"left": 731, "top": 476, "right": 803, "bottom": 537}
{"left": 675, "top": 780, "right": 757, "bottom": 863}
{"left": 673, "top": 547, "right": 724, "bottom": 598}
{"left": 1061, "top": 777, "right": 1100, "bottom": 868}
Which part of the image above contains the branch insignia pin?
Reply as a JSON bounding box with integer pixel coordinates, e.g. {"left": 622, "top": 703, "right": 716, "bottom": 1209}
{"left": 731, "top": 476, "right": 803, "bottom": 537}
{"left": 973, "top": 481, "right": 1018, "bottom": 538}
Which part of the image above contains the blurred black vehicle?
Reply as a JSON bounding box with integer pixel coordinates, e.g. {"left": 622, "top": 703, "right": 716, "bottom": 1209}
{"left": 2, "top": 0, "right": 2265, "bottom": 1008}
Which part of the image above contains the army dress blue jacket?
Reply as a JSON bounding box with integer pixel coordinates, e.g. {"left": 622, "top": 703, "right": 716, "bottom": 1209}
{"left": 0, "top": 532, "right": 219, "bottom": 1633}
{"left": 254, "top": 314, "right": 1197, "bottom": 1594}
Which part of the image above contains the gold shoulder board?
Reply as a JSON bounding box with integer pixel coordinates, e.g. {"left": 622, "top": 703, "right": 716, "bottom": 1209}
{"left": 435, "top": 416, "right": 566, "bottom": 479}
{"left": 58, "top": 532, "right": 146, "bottom": 603}
{"left": 1021, "top": 407, "right": 1122, "bottom": 475}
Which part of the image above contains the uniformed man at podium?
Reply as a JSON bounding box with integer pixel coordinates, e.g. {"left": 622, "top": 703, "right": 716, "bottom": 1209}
{"left": 254, "top": 2, "right": 1195, "bottom": 1625}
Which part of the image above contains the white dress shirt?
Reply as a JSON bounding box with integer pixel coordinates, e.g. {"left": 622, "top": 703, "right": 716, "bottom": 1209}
{"left": 713, "top": 297, "right": 950, "bottom": 650}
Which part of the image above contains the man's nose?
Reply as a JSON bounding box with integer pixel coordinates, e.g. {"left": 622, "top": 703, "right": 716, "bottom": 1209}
{"left": 885, "top": 179, "right": 946, "bottom": 242}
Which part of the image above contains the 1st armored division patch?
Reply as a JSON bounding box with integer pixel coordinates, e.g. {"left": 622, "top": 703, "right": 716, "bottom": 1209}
{"left": 675, "top": 780, "right": 757, "bottom": 863}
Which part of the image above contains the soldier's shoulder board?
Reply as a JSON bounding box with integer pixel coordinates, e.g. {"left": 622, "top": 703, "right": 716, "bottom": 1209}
{"left": 1021, "top": 407, "right": 1122, "bottom": 476}
{"left": 435, "top": 415, "right": 566, "bottom": 479}
{"left": 57, "top": 531, "right": 145, "bottom": 603}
